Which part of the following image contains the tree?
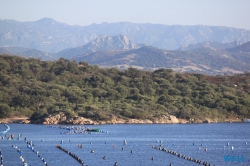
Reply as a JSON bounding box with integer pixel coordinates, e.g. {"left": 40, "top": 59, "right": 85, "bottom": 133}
{"left": 0, "top": 103, "right": 11, "bottom": 118}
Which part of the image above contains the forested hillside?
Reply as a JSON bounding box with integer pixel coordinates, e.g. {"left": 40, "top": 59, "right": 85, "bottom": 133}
{"left": 0, "top": 54, "right": 250, "bottom": 122}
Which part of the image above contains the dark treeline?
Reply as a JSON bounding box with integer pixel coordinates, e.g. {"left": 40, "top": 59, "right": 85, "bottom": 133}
{"left": 0, "top": 54, "right": 250, "bottom": 122}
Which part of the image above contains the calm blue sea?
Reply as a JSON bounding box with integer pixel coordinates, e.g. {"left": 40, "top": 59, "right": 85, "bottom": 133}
{"left": 0, "top": 123, "right": 250, "bottom": 166}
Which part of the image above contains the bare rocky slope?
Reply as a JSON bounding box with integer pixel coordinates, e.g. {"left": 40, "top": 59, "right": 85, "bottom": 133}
{"left": 57, "top": 34, "right": 141, "bottom": 59}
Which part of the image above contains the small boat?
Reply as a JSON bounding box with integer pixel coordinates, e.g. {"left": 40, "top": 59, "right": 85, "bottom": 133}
{"left": 86, "top": 128, "right": 100, "bottom": 132}
{"left": 243, "top": 119, "right": 250, "bottom": 122}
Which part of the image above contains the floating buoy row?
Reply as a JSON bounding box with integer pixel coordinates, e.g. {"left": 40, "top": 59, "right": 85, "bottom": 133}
{"left": 1, "top": 132, "right": 23, "bottom": 141}
{"left": 152, "top": 145, "right": 215, "bottom": 166}
{"left": 55, "top": 145, "right": 85, "bottom": 166}
{"left": 0, "top": 149, "right": 3, "bottom": 166}
{"left": 12, "top": 145, "right": 28, "bottom": 166}
{"left": 223, "top": 142, "right": 248, "bottom": 151}
{"left": 26, "top": 140, "right": 49, "bottom": 166}
{"left": 0, "top": 134, "right": 11, "bottom": 140}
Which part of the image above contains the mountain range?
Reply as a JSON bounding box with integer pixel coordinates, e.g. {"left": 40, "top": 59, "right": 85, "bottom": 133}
{"left": 72, "top": 39, "right": 250, "bottom": 75}
{"left": 178, "top": 40, "right": 243, "bottom": 51}
{"left": 1, "top": 33, "right": 250, "bottom": 75}
{"left": 1, "top": 18, "right": 250, "bottom": 52}
{"left": 1, "top": 18, "right": 250, "bottom": 75}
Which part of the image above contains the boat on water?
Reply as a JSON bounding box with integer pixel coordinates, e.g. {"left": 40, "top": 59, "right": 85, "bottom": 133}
{"left": 86, "top": 128, "right": 100, "bottom": 132}
{"left": 243, "top": 119, "right": 250, "bottom": 122}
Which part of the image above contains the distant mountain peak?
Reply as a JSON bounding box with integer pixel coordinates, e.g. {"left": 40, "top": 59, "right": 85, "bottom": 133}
{"left": 228, "top": 40, "right": 250, "bottom": 52}
{"left": 89, "top": 34, "right": 138, "bottom": 50}
{"left": 231, "top": 40, "right": 243, "bottom": 46}
{"left": 35, "top": 17, "right": 58, "bottom": 25}
{"left": 57, "top": 34, "right": 141, "bottom": 58}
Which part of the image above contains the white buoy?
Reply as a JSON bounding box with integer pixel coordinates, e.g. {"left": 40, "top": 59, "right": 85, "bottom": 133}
{"left": 231, "top": 146, "right": 234, "bottom": 150}
{"left": 124, "top": 140, "right": 127, "bottom": 145}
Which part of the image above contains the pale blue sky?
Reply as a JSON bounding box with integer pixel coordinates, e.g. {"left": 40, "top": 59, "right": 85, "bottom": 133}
{"left": 1, "top": 0, "right": 250, "bottom": 30}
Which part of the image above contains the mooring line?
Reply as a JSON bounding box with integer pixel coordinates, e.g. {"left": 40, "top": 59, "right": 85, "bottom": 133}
{"left": 12, "top": 145, "right": 28, "bottom": 166}
{"left": 56, "top": 145, "right": 85, "bottom": 166}
{"left": 0, "top": 149, "right": 3, "bottom": 166}
{"left": 26, "top": 140, "right": 49, "bottom": 166}
{"left": 152, "top": 145, "right": 215, "bottom": 166}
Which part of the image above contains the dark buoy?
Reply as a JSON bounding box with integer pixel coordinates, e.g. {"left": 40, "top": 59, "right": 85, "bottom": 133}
{"left": 169, "top": 163, "right": 172, "bottom": 166}
{"left": 130, "top": 150, "right": 133, "bottom": 153}
{"left": 91, "top": 150, "right": 94, "bottom": 153}
{"left": 114, "top": 162, "right": 118, "bottom": 166}
{"left": 151, "top": 157, "right": 154, "bottom": 160}
{"left": 103, "top": 156, "right": 106, "bottom": 160}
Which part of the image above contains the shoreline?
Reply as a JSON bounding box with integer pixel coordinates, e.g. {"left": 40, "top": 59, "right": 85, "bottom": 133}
{"left": 0, "top": 117, "right": 244, "bottom": 125}
{"left": 0, "top": 117, "right": 30, "bottom": 124}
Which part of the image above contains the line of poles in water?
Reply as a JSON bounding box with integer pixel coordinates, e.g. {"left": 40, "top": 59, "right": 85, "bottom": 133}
{"left": 56, "top": 145, "right": 85, "bottom": 166}
{"left": 4, "top": 133, "right": 49, "bottom": 166}
{"left": 152, "top": 145, "right": 214, "bottom": 166}
{"left": 0, "top": 150, "right": 3, "bottom": 166}
{"left": 11, "top": 145, "right": 28, "bottom": 166}
{"left": 26, "top": 140, "right": 49, "bottom": 166}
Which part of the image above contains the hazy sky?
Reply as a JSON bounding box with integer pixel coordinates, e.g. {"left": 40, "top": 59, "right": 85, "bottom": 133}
{"left": 1, "top": 0, "right": 250, "bottom": 30}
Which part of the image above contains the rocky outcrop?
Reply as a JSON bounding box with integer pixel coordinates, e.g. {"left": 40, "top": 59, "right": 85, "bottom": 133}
{"left": 39, "top": 112, "right": 183, "bottom": 125}
{"left": 43, "top": 112, "right": 67, "bottom": 124}
{"left": 34, "top": 112, "right": 243, "bottom": 125}
{"left": 67, "top": 117, "right": 95, "bottom": 125}
{"left": 42, "top": 112, "right": 95, "bottom": 125}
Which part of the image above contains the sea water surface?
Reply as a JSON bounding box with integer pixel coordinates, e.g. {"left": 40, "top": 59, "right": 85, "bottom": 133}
{"left": 0, "top": 123, "right": 250, "bottom": 166}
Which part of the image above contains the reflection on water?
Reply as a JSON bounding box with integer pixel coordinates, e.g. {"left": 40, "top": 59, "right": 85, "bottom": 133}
{"left": 0, "top": 123, "right": 249, "bottom": 166}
